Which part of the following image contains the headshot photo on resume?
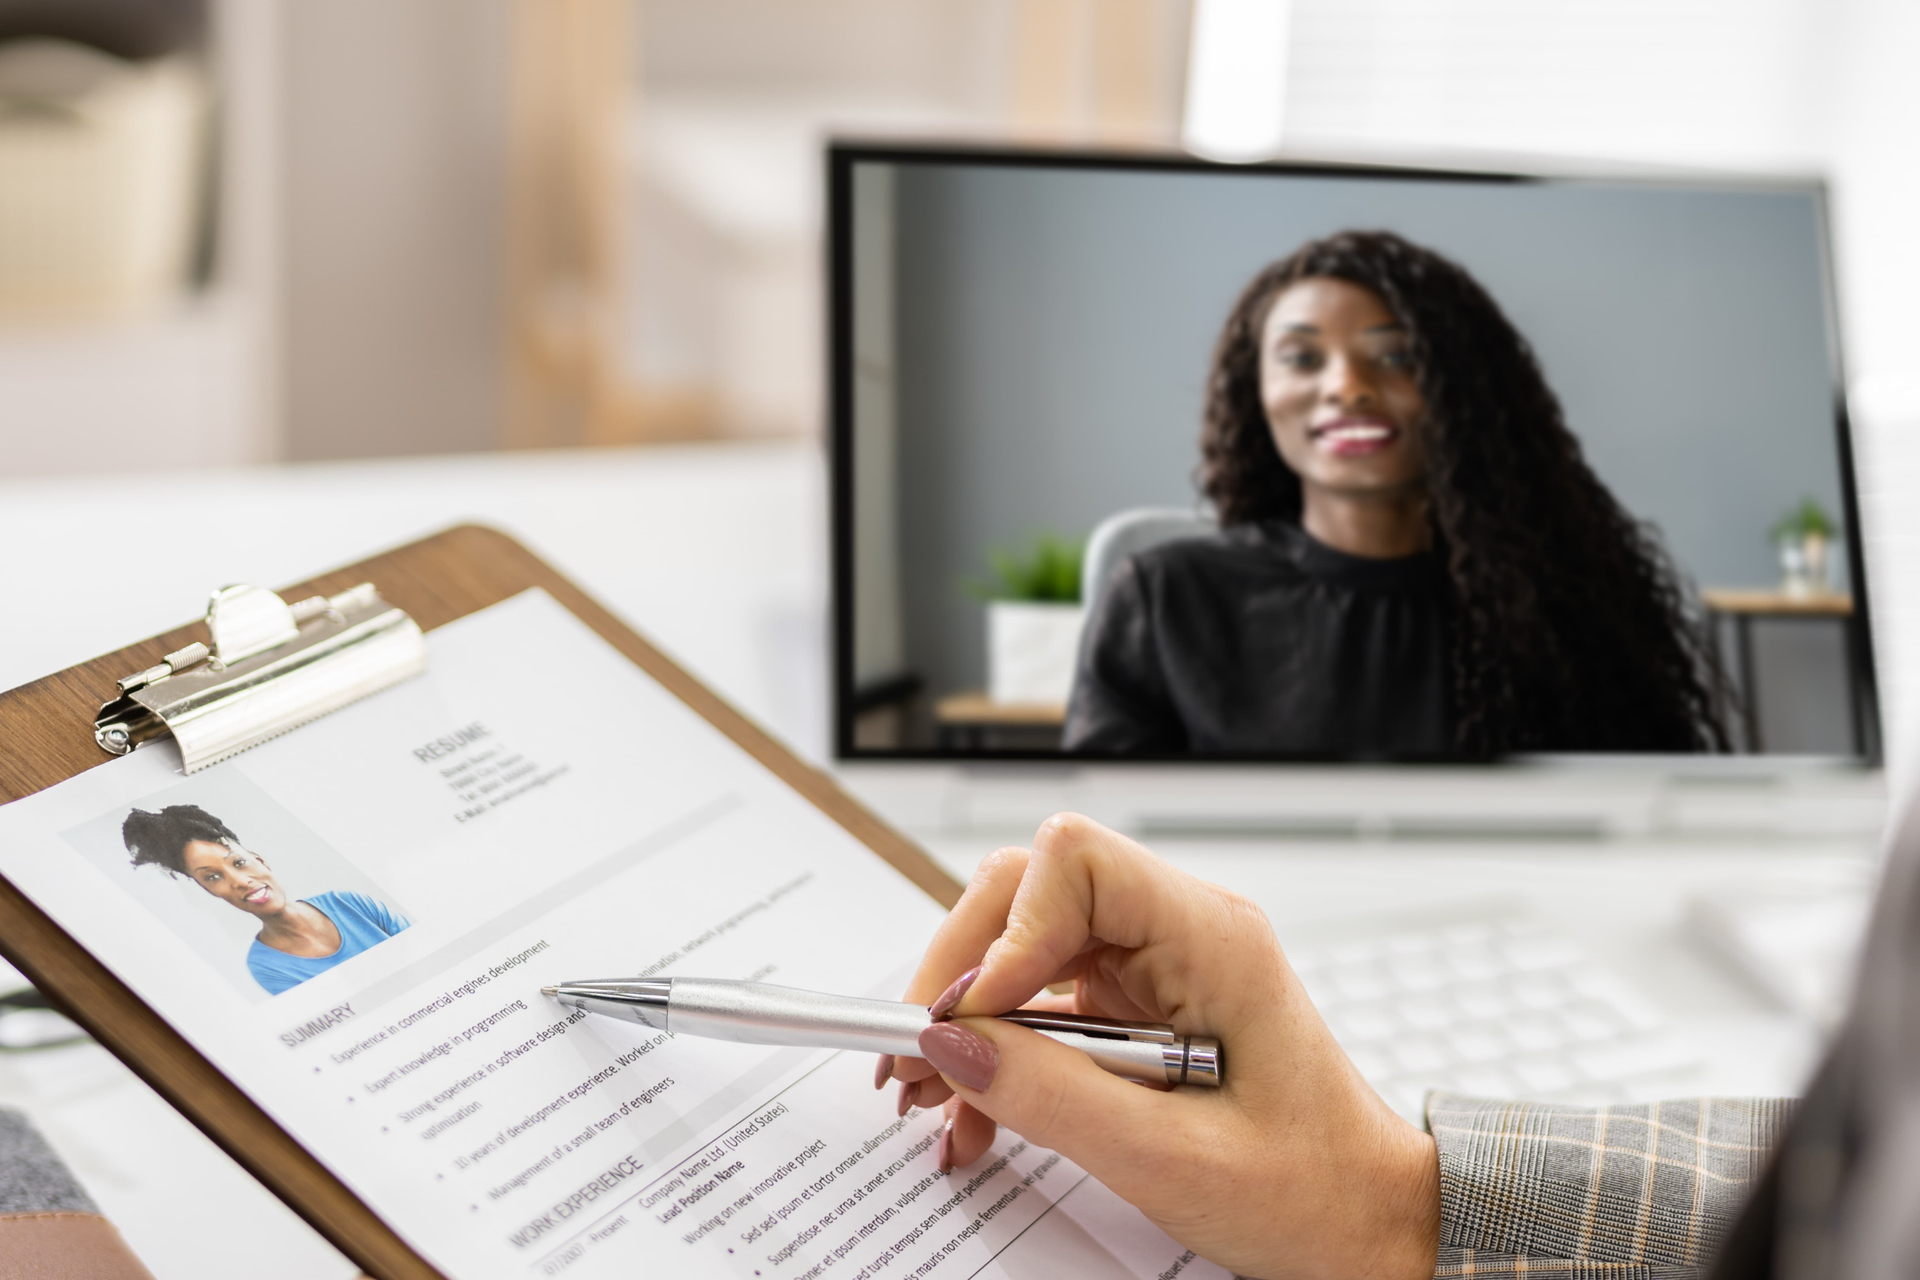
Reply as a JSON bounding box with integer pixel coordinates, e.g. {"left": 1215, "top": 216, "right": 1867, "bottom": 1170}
{"left": 119, "top": 803, "right": 412, "bottom": 996}
{"left": 1062, "top": 230, "right": 1732, "bottom": 760}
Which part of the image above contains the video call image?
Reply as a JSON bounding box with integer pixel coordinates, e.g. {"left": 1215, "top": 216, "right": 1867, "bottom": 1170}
{"left": 838, "top": 155, "right": 1874, "bottom": 761}
{"left": 64, "top": 769, "right": 412, "bottom": 1001}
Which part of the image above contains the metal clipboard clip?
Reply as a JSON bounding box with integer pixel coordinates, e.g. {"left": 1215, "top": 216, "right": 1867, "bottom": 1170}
{"left": 94, "top": 583, "right": 428, "bottom": 774}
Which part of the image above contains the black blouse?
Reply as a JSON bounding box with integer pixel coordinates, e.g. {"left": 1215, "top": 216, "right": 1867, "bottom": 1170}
{"left": 1062, "top": 521, "right": 1452, "bottom": 757}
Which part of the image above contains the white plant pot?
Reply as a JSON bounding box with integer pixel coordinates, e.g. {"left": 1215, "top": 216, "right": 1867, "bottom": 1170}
{"left": 1778, "top": 532, "right": 1832, "bottom": 598}
{"left": 986, "top": 601, "right": 1086, "bottom": 705}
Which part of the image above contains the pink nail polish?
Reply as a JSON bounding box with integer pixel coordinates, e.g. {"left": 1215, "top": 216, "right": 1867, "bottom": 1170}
{"left": 935, "top": 1118, "right": 954, "bottom": 1174}
{"left": 874, "top": 1054, "right": 895, "bottom": 1090}
{"left": 929, "top": 966, "right": 981, "bottom": 1022}
{"left": 896, "top": 1079, "right": 916, "bottom": 1116}
{"left": 918, "top": 1022, "right": 997, "bottom": 1093}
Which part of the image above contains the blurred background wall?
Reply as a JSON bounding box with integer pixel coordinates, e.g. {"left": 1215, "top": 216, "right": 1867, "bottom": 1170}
{"left": 281, "top": 0, "right": 511, "bottom": 461}
{"left": 0, "top": 0, "right": 1915, "bottom": 470}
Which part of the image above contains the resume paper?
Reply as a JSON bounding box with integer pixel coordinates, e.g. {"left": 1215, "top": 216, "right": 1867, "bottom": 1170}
{"left": 0, "top": 590, "right": 1227, "bottom": 1280}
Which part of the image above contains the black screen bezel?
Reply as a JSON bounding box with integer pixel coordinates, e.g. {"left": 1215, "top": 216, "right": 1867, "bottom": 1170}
{"left": 826, "top": 140, "right": 1881, "bottom": 767}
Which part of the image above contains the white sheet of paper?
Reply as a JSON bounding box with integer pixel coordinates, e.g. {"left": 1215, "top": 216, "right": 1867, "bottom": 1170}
{"left": 0, "top": 590, "right": 1227, "bottom": 1280}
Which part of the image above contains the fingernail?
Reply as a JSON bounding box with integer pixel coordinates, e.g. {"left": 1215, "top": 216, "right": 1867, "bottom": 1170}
{"left": 874, "top": 1054, "right": 895, "bottom": 1090}
{"left": 936, "top": 1118, "right": 954, "bottom": 1174}
{"left": 929, "top": 966, "right": 981, "bottom": 1021}
{"left": 896, "top": 1079, "right": 916, "bottom": 1116}
{"left": 918, "top": 1022, "right": 997, "bottom": 1093}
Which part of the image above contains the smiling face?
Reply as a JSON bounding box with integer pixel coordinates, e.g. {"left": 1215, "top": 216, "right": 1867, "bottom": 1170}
{"left": 178, "top": 839, "right": 286, "bottom": 917}
{"left": 1259, "top": 276, "right": 1430, "bottom": 503}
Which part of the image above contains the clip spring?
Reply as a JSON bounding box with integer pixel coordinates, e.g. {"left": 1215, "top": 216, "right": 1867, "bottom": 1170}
{"left": 95, "top": 583, "right": 427, "bottom": 773}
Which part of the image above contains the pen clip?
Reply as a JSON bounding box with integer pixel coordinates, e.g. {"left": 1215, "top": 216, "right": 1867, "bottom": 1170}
{"left": 994, "top": 1009, "right": 1177, "bottom": 1045}
{"left": 995, "top": 1009, "right": 1222, "bottom": 1087}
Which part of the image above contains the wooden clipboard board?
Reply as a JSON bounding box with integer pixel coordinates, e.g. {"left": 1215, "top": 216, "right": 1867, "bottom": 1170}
{"left": 0, "top": 524, "right": 962, "bottom": 1280}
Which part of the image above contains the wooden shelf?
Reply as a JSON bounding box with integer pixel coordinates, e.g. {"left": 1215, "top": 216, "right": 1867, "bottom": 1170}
{"left": 1702, "top": 589, "right": 1853, "bottom": 616}
{"left": 934, "top": 691, "right": 1066, "bottom": 727}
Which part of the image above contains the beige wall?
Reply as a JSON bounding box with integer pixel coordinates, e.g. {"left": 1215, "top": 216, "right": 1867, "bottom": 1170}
{"left": 638, "top": 0, "right": 1011, "bottom": 109}
{"left": 279, "top": 0, "right": 512, "bottom": 460}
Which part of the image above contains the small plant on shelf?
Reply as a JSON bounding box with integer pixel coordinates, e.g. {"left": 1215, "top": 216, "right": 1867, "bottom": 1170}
{"left": 1770, "top": 498, "right": 1839, "bottom": 597}
{"left": 968, "top": 533, "right": 1084, "bottom": 603}
{"left": 1769, "top": 498, "right": 1837, "bottom": 545}
{"left": 967, "top": 533, "right": 1086, "bottom": 707}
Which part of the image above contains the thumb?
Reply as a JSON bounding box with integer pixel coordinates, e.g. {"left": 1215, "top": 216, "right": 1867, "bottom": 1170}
{"left": 917, "top": 1016, "right": 1183, "bottom": 1182}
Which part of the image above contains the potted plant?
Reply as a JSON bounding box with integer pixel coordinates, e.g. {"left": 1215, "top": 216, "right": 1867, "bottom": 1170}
{"left": 1770, "top": 498, "right": 1838, "bottom": 598}
{"left": 970, "top": 534, "right": 1086, "bottom": 705}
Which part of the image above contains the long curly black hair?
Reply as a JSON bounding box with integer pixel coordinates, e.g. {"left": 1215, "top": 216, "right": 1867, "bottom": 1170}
{"left": 1199, "top": 230, "right": 1730, "bottom": 755}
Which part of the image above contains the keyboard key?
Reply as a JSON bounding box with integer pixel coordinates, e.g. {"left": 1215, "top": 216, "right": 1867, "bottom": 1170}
{"left": 1509, "top": 974, "right": 1566, "bottom": 1010}
{"left": 1507, "top": 1013, "right": 1569, "bottom": 1052}
{"left": 1568, "top": 1032, "right": 1694, "bottom": 1082}
{"left": 1397, "top": 998, "right": 1453, "bottom": 1031}
{"left": 1454, "top": 984, "right": 1512, "bottom": 1020}
{"left": 1447, "top": 1066, "right": 1520, "bottom": 1098}
{"left": 1331, "top": 940, "right": 1381, "bottom": 965}
{"left": 1561, "top": 1002, "right": 1624, "bottom": 1041}
{"left": 1333, "top": 1005, "right": 1398, "bottom": 1041}
{"left": 1565, "top": 971, "right": 1664, "bottom": 1030}
{"left": 1445, "top": 1026, "right": 1508, "bottom": 1063}
{"left": 1512, "top": 1055, "right": 1579, "bottom": 1094}
{"left": 1443, "top": 945, "right": 1503, "bottom": 981}
{"left": 1441, "top": 923, "right": 1497, "bottom": 947}
{"left": 1501, "top": 934, "right": 1582, "bottom": 971}
{"left": 1390, "top": 1036, "right": 1450, "bottom": 1074}
{"left": 1387, "top": 957, "right": 1448, "bottom": 992}
{"left": 1332, "top": 966, "right": 1389, "bottom": 1002}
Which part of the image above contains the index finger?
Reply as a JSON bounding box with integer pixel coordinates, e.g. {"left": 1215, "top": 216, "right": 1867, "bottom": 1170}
{"left": 960, "top": 813, "right": 1207, "bottom": 1022}
{"left": 901, "top": 845, "right": 1038, "bottom": 1005}
{"left": 885, "top": 844, "right": 1060, "bottom": 1094}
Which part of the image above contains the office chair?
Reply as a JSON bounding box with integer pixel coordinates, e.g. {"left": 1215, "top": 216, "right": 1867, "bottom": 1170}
{"left": 1080, "top": 507, "right": 1216, "bottom": 620}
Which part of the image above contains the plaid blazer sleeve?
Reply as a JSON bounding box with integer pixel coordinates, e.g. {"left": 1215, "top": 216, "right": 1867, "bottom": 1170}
{"left": 1426, "top": 1092, "right": 1794, "bottom": 1279}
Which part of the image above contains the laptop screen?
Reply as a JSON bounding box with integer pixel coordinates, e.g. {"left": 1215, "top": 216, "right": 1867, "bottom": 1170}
{"left": 830, "top": 145, "right": 1875, "bottom": 764}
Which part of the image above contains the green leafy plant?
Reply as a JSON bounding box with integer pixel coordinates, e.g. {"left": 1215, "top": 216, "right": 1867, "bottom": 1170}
{"left": 967, "top": 533, "right": 1084, "bottom": 603}
{"left": 1771, "top": 498, "right": 1838, "bottom": 543}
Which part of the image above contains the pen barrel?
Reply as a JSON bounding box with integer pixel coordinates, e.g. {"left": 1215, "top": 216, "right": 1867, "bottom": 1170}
{"left": 1019, "top": 1028, "right": 1177, "bottom": 1085}
{"left": 995, "top": 1011, "right": 1223, "bottom": 1088}
{"left": 661, "top": 982, "right": 1221, "bottom": 1088}
{"left": 667, "top": 980, "right": 930, "bottom": 1058}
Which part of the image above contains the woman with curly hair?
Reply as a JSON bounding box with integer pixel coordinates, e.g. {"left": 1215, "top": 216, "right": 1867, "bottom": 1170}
{"left": 1063, "top": 230, "right": 1727, "bottom": 757}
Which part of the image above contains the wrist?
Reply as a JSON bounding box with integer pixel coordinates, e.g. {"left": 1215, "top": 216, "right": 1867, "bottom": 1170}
{"left": 1364, "top": 1112, "right": 1440, "bottom": 1280}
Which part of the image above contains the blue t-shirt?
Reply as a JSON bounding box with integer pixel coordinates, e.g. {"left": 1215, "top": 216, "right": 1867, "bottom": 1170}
{"left": 247, "top": 892, "right": 411, "bottom": 996}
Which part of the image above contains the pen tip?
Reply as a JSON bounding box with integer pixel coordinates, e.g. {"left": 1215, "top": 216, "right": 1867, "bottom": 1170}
{"left": 540, "top": 985, "right": 558, "bottom": 997}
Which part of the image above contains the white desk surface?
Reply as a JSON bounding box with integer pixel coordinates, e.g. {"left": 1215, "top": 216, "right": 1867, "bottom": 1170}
{"left": 0, "top": 444, "right": 1891, "bottom": 1279}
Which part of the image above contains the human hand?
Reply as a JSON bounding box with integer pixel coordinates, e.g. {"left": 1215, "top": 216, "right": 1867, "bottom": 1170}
{"left": 875, "top": 814, "right": 1438, "bottom": 1280}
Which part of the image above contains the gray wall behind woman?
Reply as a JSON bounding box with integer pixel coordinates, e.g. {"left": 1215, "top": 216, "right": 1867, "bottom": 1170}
{"left": 883, "top": 162, "right": 1849, "bottom": 739}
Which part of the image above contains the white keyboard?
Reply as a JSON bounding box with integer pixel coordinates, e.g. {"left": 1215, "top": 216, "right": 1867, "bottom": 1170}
{"left": 1289, "top": 921, "right": 1699, "bottom": 1120}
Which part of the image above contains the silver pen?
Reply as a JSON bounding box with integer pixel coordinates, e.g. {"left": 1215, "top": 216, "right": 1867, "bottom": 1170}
{"left": 541, "top": 977, "right": 1223, "bottom": 1088}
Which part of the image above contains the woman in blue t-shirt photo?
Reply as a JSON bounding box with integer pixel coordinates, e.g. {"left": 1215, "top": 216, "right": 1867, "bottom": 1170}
{"left": 120, "top": 803, "right": 410, "bottom": 996}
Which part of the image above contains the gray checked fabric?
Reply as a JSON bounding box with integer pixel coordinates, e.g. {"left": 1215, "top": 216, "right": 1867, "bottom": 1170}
{"left": 0, "top": 1107, "right": 96, "bottom": 1217}
{"left": 1428, "top": 1093, "right": 1793, "bottom": 1279}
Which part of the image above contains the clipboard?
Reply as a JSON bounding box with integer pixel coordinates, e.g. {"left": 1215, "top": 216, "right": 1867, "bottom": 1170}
{"left": 0, "top": 524, "right": 962, "bottom": 1280}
